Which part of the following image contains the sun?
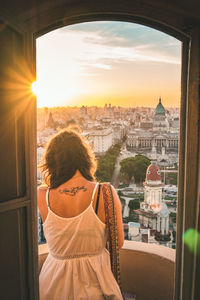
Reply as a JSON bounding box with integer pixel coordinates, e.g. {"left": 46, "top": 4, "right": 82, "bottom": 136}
{"left": 31, "top": 80, "right": 80, "bottom": 107}
{"left": 31, "top": 81, "right": 39, "bottom": 96}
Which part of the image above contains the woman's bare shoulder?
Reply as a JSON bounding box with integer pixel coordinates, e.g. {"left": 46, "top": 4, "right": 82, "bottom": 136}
{"left": 37, "top": 185, "right": 48, "bottom": 198}
{"left": 38, "top": 184, "right": 48, "bottom": 191}
{"left": 83, "top": 180, "right": 98, "bottom": 187}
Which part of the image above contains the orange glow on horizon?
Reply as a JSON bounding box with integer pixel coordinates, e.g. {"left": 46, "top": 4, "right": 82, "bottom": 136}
{"left": 36, "top": 22, "right": 181, "bottom": 108}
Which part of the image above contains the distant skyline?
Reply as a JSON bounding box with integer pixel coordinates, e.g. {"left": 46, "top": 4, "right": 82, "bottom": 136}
{"left": 35, "top": 21, "right": 181, "bottom": 108}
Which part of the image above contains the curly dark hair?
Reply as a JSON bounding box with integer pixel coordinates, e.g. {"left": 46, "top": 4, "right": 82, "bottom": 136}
{"left": 40, "top": 129, "right": 97, "bottom": 188}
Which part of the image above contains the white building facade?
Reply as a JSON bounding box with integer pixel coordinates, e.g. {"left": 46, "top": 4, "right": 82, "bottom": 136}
{"left": 126, "top": 98, "right": 179, "bottom": 154}
{"left": 89, "top": 128, "right": 113, "bottom": 155}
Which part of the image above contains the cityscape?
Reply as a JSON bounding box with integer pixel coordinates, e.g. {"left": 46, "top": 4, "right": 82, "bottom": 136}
{"left": 38, "top": 98, "right": 179, "bottom": 249}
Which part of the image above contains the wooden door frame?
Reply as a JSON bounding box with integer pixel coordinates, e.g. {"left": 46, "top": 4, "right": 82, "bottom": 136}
{"left": 1, "top": 5, "right": 199, "bottom": 298}
{"left": 32, "top": 14, "right": 199, "bottom": 300}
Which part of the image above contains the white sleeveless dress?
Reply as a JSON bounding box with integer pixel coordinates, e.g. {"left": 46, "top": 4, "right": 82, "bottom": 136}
{"left": 39, "top": 183, "right": 123, "bottom": 300}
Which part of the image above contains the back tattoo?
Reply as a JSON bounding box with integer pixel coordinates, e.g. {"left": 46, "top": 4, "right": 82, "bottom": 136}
{"left": 59, "top": 186, "right": 87, "bottom": 196}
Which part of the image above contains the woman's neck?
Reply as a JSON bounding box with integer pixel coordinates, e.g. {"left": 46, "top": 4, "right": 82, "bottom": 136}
{"left": 72, "top": 170, "right": 82, "bottom": 179}
{"left": 58, "top": 170, "right": 84, "bottom": 188}
{"left": 57, "top": 170, "right": 88, "bottom": 195}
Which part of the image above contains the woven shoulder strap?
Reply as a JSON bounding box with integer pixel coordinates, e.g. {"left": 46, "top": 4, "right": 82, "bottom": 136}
{"left": 102, "top": 183, "right": 121, "bottom": 289}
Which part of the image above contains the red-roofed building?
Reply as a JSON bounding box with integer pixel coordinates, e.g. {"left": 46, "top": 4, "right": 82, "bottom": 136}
{"left": 146, "top": 164, "right": 162, "bottom": 181}
{"left": 135, "top": 162, "right": 170, "bottom": 241}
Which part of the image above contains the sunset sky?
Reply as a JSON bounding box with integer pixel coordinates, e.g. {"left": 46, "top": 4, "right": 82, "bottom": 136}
{"left": 35, "top": 21, "right": 181, "bottom": 108}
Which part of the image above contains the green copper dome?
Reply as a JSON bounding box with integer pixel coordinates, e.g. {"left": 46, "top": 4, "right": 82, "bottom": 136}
{"left": 155, "top": 98, "right": 165, "bottom": 115}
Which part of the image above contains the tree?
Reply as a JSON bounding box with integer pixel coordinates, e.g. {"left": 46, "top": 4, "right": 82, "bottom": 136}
{"left": 120, "top": 154, "right": 151, "bottom": 183}
{"left": 120, "top": 157, "right": 135, "bottom": 180}
{"left": 128, "top": 199, "right": 140, "bottom": 210}
{"left": 168, "top": 172, "right": 178, "bottom": 185}
{"left": 118, "top": 190, "right": 122, "bottom": 197}
{"left": 95, "top": 144, "right": 121, "bottom": 182}
{"left": 119, "top": 197, "right": 125, "bottom": 206}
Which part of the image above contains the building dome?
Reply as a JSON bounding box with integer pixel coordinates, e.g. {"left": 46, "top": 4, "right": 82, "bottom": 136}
{"left": 146, "top": 163, "right": 161, "bottom": 181}
{"left": 155, "top": 98, "right": 165, "bottom": 115}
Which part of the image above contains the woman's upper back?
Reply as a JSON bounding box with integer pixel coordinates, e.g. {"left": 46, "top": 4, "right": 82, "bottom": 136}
{"left": 38, "top": 170, "right": 124, "bottom": 248}
{"left": 42, "top": 182, "right": 107, "bottom": 258}
{"left": 38, "top": 171, "right": 106, "bottom": 223}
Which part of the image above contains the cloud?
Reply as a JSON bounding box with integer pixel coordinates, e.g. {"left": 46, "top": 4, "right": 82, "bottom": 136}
{"left": 60, "top": 21, "right": 180, "bottom": 53}
{"left": 84, "top": 63, "right": 111, "bottom": 70}
{"left": 36, "top": 21, "right": 181, "bottom": 107}
{"left": 37, "top": 24, "right": 181, "bottom": 85}
{"left": 55, "top": 30, "right": 180, "bottom": 76}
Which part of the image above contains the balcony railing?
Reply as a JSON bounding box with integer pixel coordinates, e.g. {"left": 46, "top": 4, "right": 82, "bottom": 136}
{"left": 38, "top": 241, "right": 175, "bottom": 300}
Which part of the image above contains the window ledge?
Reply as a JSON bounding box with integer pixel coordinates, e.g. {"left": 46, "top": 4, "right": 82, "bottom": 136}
{"left": 122, "top": 240, "right": 175, "bottom": 262}
{"left": 38, "top": 241, "right": 175, "bottom": 300}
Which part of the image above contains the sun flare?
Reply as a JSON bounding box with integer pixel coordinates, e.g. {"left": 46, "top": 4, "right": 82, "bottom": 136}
{"left": 31, "top": 79, "right": 81, "bottom": 107}
{"left": 31, "top": 81, "right": 38, "bottom": 96}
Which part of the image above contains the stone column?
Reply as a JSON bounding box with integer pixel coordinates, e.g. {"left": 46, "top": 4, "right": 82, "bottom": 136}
{"left": 157, "top": 216, "right": 160, "bottom": 232}
{"left": 161, "top": 217, "right": 165, "bottom": 235}
{"left": 123, "top": 199, "right": 130, "bottom": 218}
{"left": 153, "top": 218, "right": 156, "bottom": 230}
{"left": 159, "top": 190, "right": 162, "bottom": 203}
{"left": 166, "top": 217, "right": 169, "bottom": 234}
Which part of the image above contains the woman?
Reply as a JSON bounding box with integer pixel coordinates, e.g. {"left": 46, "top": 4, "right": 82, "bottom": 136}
{"left": 38, "top": 129, "right": 124, "bottom": 300}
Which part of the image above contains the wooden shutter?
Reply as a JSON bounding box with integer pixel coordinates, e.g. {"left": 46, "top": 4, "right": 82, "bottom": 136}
{"left": 0, "top": 19, "right": 38, "bottom": 300}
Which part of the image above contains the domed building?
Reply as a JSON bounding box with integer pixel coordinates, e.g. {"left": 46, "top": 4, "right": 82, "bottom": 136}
{"left": 153, "top": 97, "right": 169, "bottom": 132}
{"left": 155, "top": 97, "right": 166, "bottom": 115}
{"left": 136, "top": 162, "right": 171, "bottom": 242}
{"left": 126, "top": 97, "right": 178, "bottom": 155}
{"left": 141, "top": 163, "right": 163, "bottom": 213}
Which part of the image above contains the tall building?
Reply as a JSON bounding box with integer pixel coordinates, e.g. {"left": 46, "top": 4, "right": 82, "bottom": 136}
{"left": 47, "top": 112, "right": 55, "bottom": 128}
{"left": 136, "top": 162, "right": 171, "bottom": 242}
{"left": 89, "top": 128, "right": 113, "bottom": 155}
{"left": 80, "top": 105, "right": 87, "bottom": 116}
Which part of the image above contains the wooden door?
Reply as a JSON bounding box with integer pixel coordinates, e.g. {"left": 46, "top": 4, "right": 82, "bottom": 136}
{"left": 0, "top": 19, "right": 38, "bottom": 300}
